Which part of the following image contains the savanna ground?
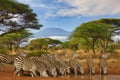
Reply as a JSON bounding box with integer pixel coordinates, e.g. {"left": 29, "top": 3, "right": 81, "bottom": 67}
{"left": 0, "top": 50, "right": 120, "bottom": 80}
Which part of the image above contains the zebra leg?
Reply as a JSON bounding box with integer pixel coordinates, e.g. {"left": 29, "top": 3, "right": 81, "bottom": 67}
{"left": 17, "top": 70, "right": 23, "bottom": 76}
{"left": 74, "top": 67, "right": 77, "bottom": 76}
{"left": 0, "top": 63, "right": 4, "bottom": 72}
{"left": 100, "top": 68, "right": 102, "bottom": 74}
{"left": 79, "top": 67, "right": 84, "bottom": 74}
{"left": 31, "top": 70, "right": 37, "bottom": 77}
{"left": 64, "top": 68, "right": 67, "bottom": 76}
{"left": 14, "top": 68, "right": 22, "bottom": 76}
{"left": 91, "top": 67, "right": 95, "bottom": 75}
{"left": 89, "top": 68, "right": 92, "bottom": 75}
{"left": 102, "top": 67, "right": 108, "bottom": 75}
{"left": 66, "top": 68, "right": 70, "bottom": 74}
{"left": 89, "top": 67, "right": 94, "bottom": 75}
{"left": 30, "top": 72, "right": 35, "bottom": 77}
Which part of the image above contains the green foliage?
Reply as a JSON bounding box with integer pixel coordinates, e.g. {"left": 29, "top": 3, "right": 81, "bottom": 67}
{"left": 27, "top": 38, "right": 49, "bottom": 50}
{"left": 0, "top": 30, "right": 32, "bottom": 52}
{"left": 61, "top": 40, "right": 79, "bottom": 50}
{"left": 107, "top": 43, "right": 118, "bottom": 54}
{"left": 47, "top": 38, "right": 62, "bottom": 45}
{"left": 0, "top": 0, "right": 27, "bottom": 13}
{"left": 26, "top": 38, "right": 62, "bottom": 51}
{"left": 71, "top": 22, "right": 112, "bottom": 39}
{"left": 0, "top": 46, "right": 9, "bottom": 54}
{"left": 27, "top": 51, "right": 49, "bottom": 57}
{"left": 70, "top": 21, "right": 112, "bottom": 55}
{"left": 93, "top": 18, "right": 120, "bottom": 26}
{"left": 93, "top": 18, "right": 120, "bottom": 35}
{"left": 61, "top": 41, "right": 70, "bottom": 49}
{"left": 68, "top": 38, "right": 80, "bottom": 50}
{"left": 0, "top": 0, "right": 42, "bottom": 36}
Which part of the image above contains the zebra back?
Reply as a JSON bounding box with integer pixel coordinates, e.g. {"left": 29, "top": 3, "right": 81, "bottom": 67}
{"left": 0, "top": 53, "right": 10, "bottom": 64}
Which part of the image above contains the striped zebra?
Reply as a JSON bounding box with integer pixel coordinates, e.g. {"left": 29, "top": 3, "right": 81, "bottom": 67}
{"left": 46, "top": 53, "right": 69, "bottom": 76}
{"left": 69, "top": 59, "right": 84, "bottom": 76}
{"left": 54, "top": 55, "right": 71, "bottom": 76}
{"left": 0, "top": 53, "right": 16, "bottom": 72}
{"left": 30, "top": 56, "right": 51, "bottom": 77}
{"left": 99, "top": 54, "right": 108, "bottom": 74}
{"left": 0, "top": 51, "right": 27, "bottom": 72}
{"left": 35, "top": 60, "right": 48, "bottom": 77}
{"left": 39, "top": 54, "right": 58, "bottom": 77}
{"left": 14, "top": 56, "right": 38, "bottom": 77}
{"left": 14, "top": 55, "right": 57, "bottom": 77}
{"left": 86, "top": 55, "right": 95, "bottom": 75}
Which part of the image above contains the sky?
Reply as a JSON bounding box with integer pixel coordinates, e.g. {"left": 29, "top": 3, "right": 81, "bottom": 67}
{"left": 16, "top": 0, "right": 120, "bottom": 32}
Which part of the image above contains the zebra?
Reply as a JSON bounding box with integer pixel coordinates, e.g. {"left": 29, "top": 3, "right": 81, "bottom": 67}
{"left": 53, "top": 59, "right": 66, "bottom": 76}
{"left": 0, "top": 51, "right": 27, "bottom": 72}
{"left": 99, "top": 54, "right": 108, "bottom": 74}
{"left": 0, "top": 53, "right": 17, "bottom": 72}
{"left": 41, "top": 55, "right": 58, "bottom": 77}
{"left": 14, "top": 56, "right": 38, "bottom": 77}
{"left": 30, "top": 56, "right": 57, "bottom": 77}
{"left": 69, "top": 59, "right": 84, "bottom": 76}
{"left": 58, "top": 60, "right": 71, "bottom": 76}
{"left": 34, "top": 60, "right": 48, "bottom": 77}
{"left": 54, "top": 55, "right": 71, "bottom": 76}
{"left": 86, "top": 55, "right": 95, "bottom": 75}
{"left": 15, "top": 56, "right": 49, "bottom": 77}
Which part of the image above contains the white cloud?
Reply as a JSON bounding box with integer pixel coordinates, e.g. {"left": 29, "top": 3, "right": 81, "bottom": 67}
{"left": 16, "top": 0, "right": 120, "bottom": 18}
{"left": 56, "top": 0, "right": 120, "bottom": 16}
{"left": 112, "top": 36, "right": 120, "bottom": 42}
{"left": 49, "top": 36, "right": 68, "bottom": 42}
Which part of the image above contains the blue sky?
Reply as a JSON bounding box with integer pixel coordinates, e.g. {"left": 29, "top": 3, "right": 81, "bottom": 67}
{"left": 16, "top": 0, "right": 120, "bottom": 32}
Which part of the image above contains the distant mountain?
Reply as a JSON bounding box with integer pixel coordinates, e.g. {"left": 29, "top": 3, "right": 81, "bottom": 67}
{"left": 33, "top": 27, "right": 71, "bottom": 41}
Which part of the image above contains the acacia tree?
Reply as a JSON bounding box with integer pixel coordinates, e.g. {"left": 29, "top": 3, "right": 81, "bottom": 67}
{"left": 93, "top": 18, "right": 120, "bottom": 53}
{"left": 0, "top": 30, "right": 32, "bottom": 52}
{"left": 70, "top": 22, "right": 112, "bottom": 57}
{"left": 26, "top": 38, "right": 62, "bottom": 51}
{"left": 0, "top": 0, "right": 42, "bottom": 36}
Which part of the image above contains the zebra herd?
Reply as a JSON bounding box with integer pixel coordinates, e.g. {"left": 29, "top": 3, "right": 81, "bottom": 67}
{"left": 0, "top": 52, "right": 108, "bottom": 77}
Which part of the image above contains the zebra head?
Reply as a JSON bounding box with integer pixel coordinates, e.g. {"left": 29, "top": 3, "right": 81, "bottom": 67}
{"left": 91, "top": 67, "right": 95, "bottom": 75}
{"left": 66, "top": 67, "right": 71, "bottom": 74}
{"left": 41, "top": 71, "right": 48, "bottom": 77}
{"left": 51, "top": 68, "right": 57, "bottom": 77}
{"left": 59, "top": 67, "right": 66, "bottom": 75}
{"left": 102, "top": 66, "right": 108, "bottom": 74}
{"left": 80, "top": 67, "right": 84, "bottom": 74}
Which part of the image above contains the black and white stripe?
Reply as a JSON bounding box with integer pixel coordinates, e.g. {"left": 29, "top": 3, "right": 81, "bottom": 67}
{"left": 14, "top": 56, "right": 48, "bottom": 77}
{"left": 0, "top": 51, "right": 27, "bottom": 72}
{"left": 14, "top": 56, "right": 36, "bottom": 77}
{"left": 86, "top": 55, "right": 95, "bottom": 75}
{"left": 0, "top": 53, "right": 15, "bottom": 72}
{"left": 99, "top": 54, "right": 108, "bottom": 74}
